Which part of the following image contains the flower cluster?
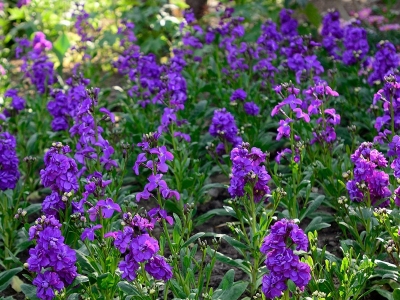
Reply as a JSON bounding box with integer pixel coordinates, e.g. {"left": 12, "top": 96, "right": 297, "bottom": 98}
{"left": 209, "top": 108, "right": 242, "bottom": 154}
{"left": 342, "top": 21, "right": 369, "bottom": 65}
{"left": 260, "top": 219, "right": 310, "bottom": 298}
{"left": 108, "top": 211, "right": 173, "bottom": 282}
{"left": 346, "top": 142, "right": 391, "bottom": 207}
{"left": 40, "top": 143, "right": 79, "bottom": 215}
{"left": 0, "top": 132, "right": 20, "bottom": 190}
{"left": 27, "top": 215, "right": 77, "bottom": 300}
{"left": 69, "top": 86, "right": 118, "bottom": 171}
{"left": 367, "top": 41, "right": 399, "bottom": 85}
{"left": 133, "top": 132, "right": 180, "bottom": 201}
{"left": 3, "top": 89, "right": 26, "bottom": 116}
{"left": 372, "top": 74, "right": 400, "bottom": 136}
{"left": 271, "top": 84, "right": 310, "bottom": 141}
{"left": 304, "top": 82, "right": 341, "bottom": 145}
{"left": 19, "top": 32, "right": 55, "bottom": 94}
{"left": 72, "top": 3, "right": 99, "bottom": 59}
{"left": 228, "top": 142, "right": 271, "bottom": 202}
{"left": 230, "top": 89, "right": 260, "bottom": 116}
{"left": 321, "top": 10, "right": 343, "bottom": 59}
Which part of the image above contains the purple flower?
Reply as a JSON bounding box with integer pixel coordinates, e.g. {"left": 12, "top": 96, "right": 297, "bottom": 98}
{"left": 99, "top": 107, "right": 115, "bottom": 123}
{"left": 96, "top": 198, "right": 121, "bottom": 219}
{"left": 209, "top": 108, "right": 242, "bottom": 147}
{"left": 277, "top": 119, "right": 292, "bottom": 141}
{"left": 42, "top": 192, "right": 65, "bottom": 216}
{"left": 228, "top": 143, "right": 271, "bottom": 202}
{"left": 119, "top": 254, "right": 140, "bottom": 281}
{"left": 0, "top": 132, "right": 20, "bottom": 190}
{"left": 40, "top": 144, "right": 78, "bottom": 193}
{"left": 114, "top": 226, "right": 134, "bottom": 253}
{"left": 279, "top": 9, "right": 298, "bottom": 36}
{"left": 4, "top": 89, "right": 26, "bottom": 112}
{"left": 145, "top": 255, "right": 173, "bottom": 281}
{"left": 230, "top": 89, "right": 247, "bottom": 101}
{"left": 368, "top": 41, "right": 399, "bottom": 85}
{"left": 342, "top": 22, "right": 369, "bottom": 65}
{"left": 130, "top": 234, "right": 159, "bottom": 262}
{"left": 244, "top": 102, "right": 260, "bottom": 116}
{"left": 81, "top": 224, "right": 103, "bottom": 241}
{"left": 260, "top": 219, "right": 310, "bottom": 299}
{"left": 148, "top": 206, "right": 174, "bottom": 225}
{"left": 33, "top": 271, "right": 64, "bottom": 300}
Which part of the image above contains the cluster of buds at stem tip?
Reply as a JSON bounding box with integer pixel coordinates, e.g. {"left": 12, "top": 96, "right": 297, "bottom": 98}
{"left": 385, "top": 240, "right": 397, "bottom": 254}
{"left": 337, "top": 196, "right": 348, "bottom": 205}
{"left": 252, "top": 292, "right": 262, "bottom": 299}
{"left": 312, "top": 291, "right": 327, "bottom": 299}
{"left": 121, "top": 142, "right": 131, "bottom": 159}
{"left": 14, "top": 208, "right": 27, "bottom": 220}
{"left": 52, "top": 141, "right": 63, "bottom": 148}
{"left": 71, "top": 212, "right": 86, "bottom": 227}
{"left": 342, "top": 170, "right": 351, "bottom": 180}
{"left": 62, "top": 191, "right": 73, "bottom": 202}
{"left": 23, "top": 156, "right": 37, "bottom": 164}
{"left": 385, "top": 74, "right": 396, "bottom": 83}
{"left": 205, "top": 142, "right": 215, "bottom": 151}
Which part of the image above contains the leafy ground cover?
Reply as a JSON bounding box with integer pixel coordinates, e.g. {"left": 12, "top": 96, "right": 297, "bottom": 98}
{"left": 1, "top": 0, "right": 400, "bottom": 299}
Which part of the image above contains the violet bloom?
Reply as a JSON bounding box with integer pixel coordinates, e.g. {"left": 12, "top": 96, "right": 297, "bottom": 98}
{"left": 40, "top": 143, "right": 79, "bottom": 193}
{"left": 27, "top": 216, "right": 77, "bottom": 300}
{"left": 130, "top": 234, "right": 159, "bottom": 262}
{"left": 342, "top": 21, "right": 369, "bottom": 65}
{"left": 81, "top": 224, "right": 102, "bottom": 241}
{"left": 0, "top": 132, "right": 20, "bottom": 190}
{"left": 230, "top": 89, "right": 247, "bottom": 102}
{"left": 228, "top": 143, "right": 271, "bottom": 202}
{"left": 321, "top": 10, "right": 343, "bottom": 59}
{"left": 33, "top": 271, "right": 64, "bottom": 300}
{"left": 368, "top": 41, "right": 399, "bottom": 85}
{"left": 279, "top": 9, "right": 298, "bottom": 36}
{"left": 260, "top": 219, "right": 310, "bottom": 299}
{"left": 209, "top": 108, "right": 242, "bottom": 147}
{"left": 119, "top": 254, "right": 140, "bottom": 281}
{"left": 17, "top": 0, "right": 31, "bottom": 8}
{"left": 96, "top": 198, "right": 121, "bottom": 219}
{"left": 244, "top": 102, "right": 260, "bottom": 116}
{"left": 4, "top": 89, "right": 26, "bottom": 112}
{"left": 346, "top": 142, "right": 391, "bottom": 206}
{"left": 145, "top": 255, "right": 173, "bottom": 281}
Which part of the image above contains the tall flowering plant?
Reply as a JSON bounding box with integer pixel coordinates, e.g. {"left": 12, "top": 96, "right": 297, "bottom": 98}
{"left": 217, "top": 142, "right": 284, "bottom": 297}
{"left": 260, "top": 219, "right": 311, "bottom": 299}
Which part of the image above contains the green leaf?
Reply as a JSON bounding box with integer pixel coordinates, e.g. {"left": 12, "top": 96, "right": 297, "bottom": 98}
{"left": 181, "top": 232, "right": 206, "bottom": 248}
{"left": 118, "top": 281, "right": 145, "bottom": 298}
{"left": 53, "top": 32, "right": 70, "bottom": 57}
{"left": 24, "top": 203, "right": 42, "bottom": 215}
{"left": 218, "top": 269, "right": 234, "bottom": 290}
{"left": 21, "top": 283, "right": 39, "bottom": 300}
{"left": 305, "top": 216, "right": 330, "bottom": 233}
{"left": 376, "top": 288, "right": 394, "bottom": 300}
{"left": 68, "top": 294, "right": 81, "bottom": 300}
{"left": 72, "top": 275, "right": 89, "bottom": 285}
{"left": 300, "top": 195, "right": 325, "bottom": 221}
{"left": 8, "top": 7, "right": 25, "bottom": 20}
{"left": 212, "top": 280, "right": 248, "bottom": 300}
{"left": 393, "top": 289, "right": 400, "bottom": 300}
{"left": 195, "top": 208, "right": 236, "bottom": 227}
{"left": 207, "top": 249, "right": 251, "bottom": 276}
{"left": 75, "top": 250, "right": 95, "bottom": 273}
{"left": 303, "top": 3, "right": 321, "bottom": 27}
{"left": 0, "top": 267, "right": 22, "bottom": 292}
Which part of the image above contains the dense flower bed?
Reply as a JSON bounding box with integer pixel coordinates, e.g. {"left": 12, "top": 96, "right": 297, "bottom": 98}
{"left": 1, "top": 1, "right": 400, "bottom": 299}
